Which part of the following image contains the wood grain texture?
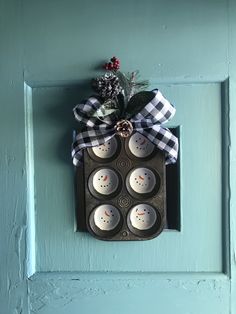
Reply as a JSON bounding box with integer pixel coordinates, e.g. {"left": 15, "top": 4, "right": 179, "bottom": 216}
{"left": 21, "top": 0, "right": 228, "bottom": 84}
{"left": 0, "top": 0, "right": 235, "bottom": 313}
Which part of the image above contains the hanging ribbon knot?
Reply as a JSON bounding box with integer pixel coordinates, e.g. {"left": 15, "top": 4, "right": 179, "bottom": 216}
{"left": 72, "top": 89, "right": 178, "bottom": 166}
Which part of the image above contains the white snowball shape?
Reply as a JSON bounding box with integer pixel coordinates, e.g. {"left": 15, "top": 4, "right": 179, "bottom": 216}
{"left": 92, "top": 138, "right": 118, "bottom": 159}
{"left": 129, "top": 204, "right": 157, "bottom": 230}
{"left": 128, "top": 133, "right": 154, "bottom": 158}
{"left": 94, "top": 205, "right": 120, "bottom": 231}
{"left": 92, "top": 168, "right": 119, "bottom": 195}
{"left": 129, "top": 167, "right": 156, "bottom": 194}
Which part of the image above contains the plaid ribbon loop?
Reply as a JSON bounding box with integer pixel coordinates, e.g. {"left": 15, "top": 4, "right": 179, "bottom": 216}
{"left": 72, "top": 89, "right": 178, "bottom": 166}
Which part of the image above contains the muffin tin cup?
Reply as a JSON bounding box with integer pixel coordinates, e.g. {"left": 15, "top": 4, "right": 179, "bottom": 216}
{"left": 88, "top": 167, "right": 122, "bottom": 200}
{"left": 125, "top": 132, "right": 156, "bottom": 161}
{"left": 89, "top": 204, "right": 123, "bottom": 238}
{"left": 126, "top": 167, "right": 161, "bottom": 200}
{"left": 87, "top": 137, "right": 121, "bottom": 163}
{"left": 127, "top": 204, "right": 164, "bottom": 238}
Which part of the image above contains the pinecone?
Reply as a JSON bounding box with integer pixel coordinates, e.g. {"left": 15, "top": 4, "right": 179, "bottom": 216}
{"left": 92, "top": 73, "right": 123, "bottom": 100}
{"left": 115, "top": 120, "right": 133, "bottom": 138}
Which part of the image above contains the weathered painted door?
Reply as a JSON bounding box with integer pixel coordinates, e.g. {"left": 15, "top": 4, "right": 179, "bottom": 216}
{"left": 1, "top": 0, "right": 236, "bottom": 313}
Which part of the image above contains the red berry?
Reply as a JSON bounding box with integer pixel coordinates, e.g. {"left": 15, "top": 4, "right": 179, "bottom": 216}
{"left": 103, "top": 63, "right": 109, "bottom": 70}
{"left": 107, "top": 62, "right": 113, "bottom": 70}
{"left": 103, "top": 58, "right": 121, "bottom": 71}
{"left": 114, "top": 62, "right": 120, "bottom": 67}
{"left": 111, "top": 56, "right": 117, "bottom": 62}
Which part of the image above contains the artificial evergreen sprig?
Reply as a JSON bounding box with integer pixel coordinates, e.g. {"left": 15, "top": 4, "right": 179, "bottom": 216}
{"left": 91, "top": 57, "right": 149, "bottom": 117}
{"left": 125, "top": 71, "right": 149, "bottom": 99}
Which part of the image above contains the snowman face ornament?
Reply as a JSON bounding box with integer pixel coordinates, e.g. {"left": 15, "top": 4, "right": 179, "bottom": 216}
{"left": 129, "top": 204, "right": 157, "bottom": 231}
{"left": 91, "top": 168, "right": 120, "bottom": 196}
{"left": 128, "top": 133, "right": 155, "bottom": 158}
{"left": 93, "top": 205, "right": 121, "bottom": 231}
{"left": 128, "top": 167, "right": 157, "bottom": 195}
{"left": 91, "top": 137, "right": 118, "bottom": 160}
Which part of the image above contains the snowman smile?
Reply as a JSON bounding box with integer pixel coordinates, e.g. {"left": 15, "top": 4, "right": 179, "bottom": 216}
{"left": 134, "top": 172, "right": 151, "bottom": 187}
{"left": 103, "top": 175, "right": 108, "bottom": 181}
{"left": 100, "top": 143, "right": 110, "bottom": 152}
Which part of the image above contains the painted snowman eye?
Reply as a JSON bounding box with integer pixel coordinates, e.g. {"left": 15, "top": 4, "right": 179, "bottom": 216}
{"left": 93, "top": 205, "right": 121, "bottom": 231}
{"left": 128, "top": 133, "right": 155, "bottom": 158}
{"left": 92, "top": 168, "right": 119, "bottom": 195}
{"left": 129, "top": 204, "right": 157, "bottom": 230}
{"left": 128, "top": 168, "right": 156, "bottom": 194}
{"left": 92, "top": 137, "right": 118, "bottom": 159}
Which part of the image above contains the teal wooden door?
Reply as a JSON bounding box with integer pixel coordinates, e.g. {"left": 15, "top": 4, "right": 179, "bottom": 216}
{"left": 1, "top": 1, "right": 236, "bottom": 313}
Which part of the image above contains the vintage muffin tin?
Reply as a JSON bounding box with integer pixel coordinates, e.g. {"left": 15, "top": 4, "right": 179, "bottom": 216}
{"left": 75, "top": 132, "right": 166, "bottom": 241}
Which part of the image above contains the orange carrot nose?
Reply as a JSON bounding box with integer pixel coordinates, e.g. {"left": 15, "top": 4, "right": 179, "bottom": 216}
{"left": 139, "top": 175, "right": 144, "bottom": 180}
{"left": 103, "top": 175, "right": 108, "bottom": 181}
{"left": 140, "top": 139, "right": 146, "bottom": 145}
{"left": 105, "top": 210, "right": 110, "bottom": 217}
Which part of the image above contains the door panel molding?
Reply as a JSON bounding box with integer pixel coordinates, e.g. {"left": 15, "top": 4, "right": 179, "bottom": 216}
{"left": 24, "top": 81, "right": 230, "bottom": 275}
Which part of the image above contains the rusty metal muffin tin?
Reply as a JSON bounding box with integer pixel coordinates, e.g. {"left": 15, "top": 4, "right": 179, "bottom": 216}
{"left": 76, "top": 133, "right": 166, "bottom": 241}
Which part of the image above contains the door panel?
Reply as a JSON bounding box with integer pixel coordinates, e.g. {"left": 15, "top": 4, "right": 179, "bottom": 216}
{"left": 31, "top": 83, "right": 223, "bottom": 273}
{"left": 1, "top": 0, "right": 236, "bottom": 313}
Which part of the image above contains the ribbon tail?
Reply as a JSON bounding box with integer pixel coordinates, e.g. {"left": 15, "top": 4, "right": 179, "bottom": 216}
{"left": 136, "top": 125, "right": 179, "bottom": 164}
{"left": 72, "top": 149, "right": 83, "bottom": 167}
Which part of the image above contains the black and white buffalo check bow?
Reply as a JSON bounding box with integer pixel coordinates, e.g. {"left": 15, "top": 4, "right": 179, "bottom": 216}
{"left": 72, "top": 89, "right": 178, "bottom": 166}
